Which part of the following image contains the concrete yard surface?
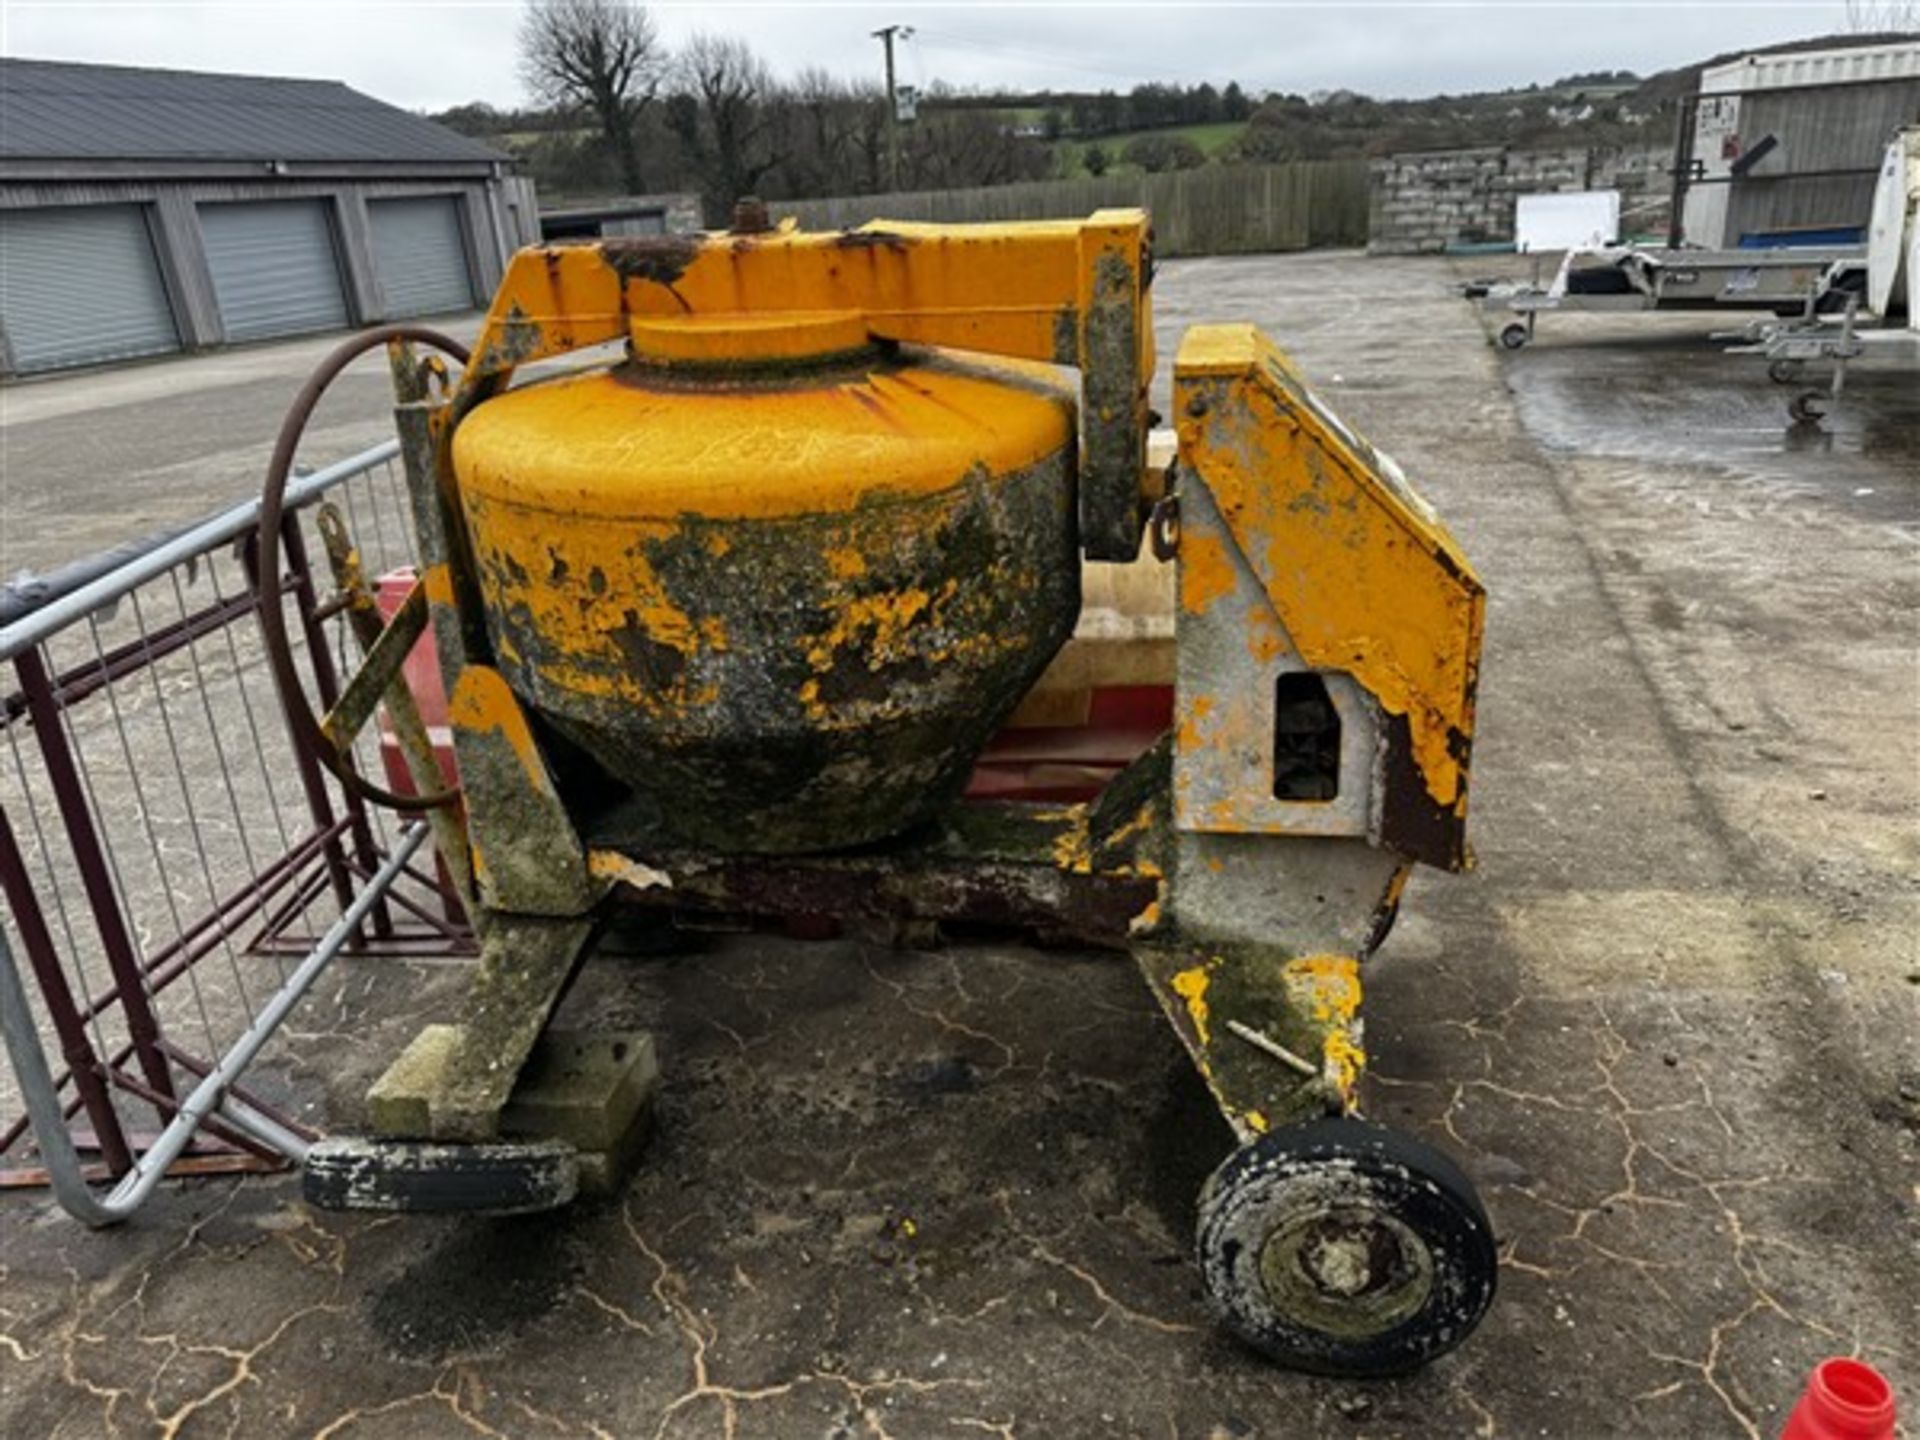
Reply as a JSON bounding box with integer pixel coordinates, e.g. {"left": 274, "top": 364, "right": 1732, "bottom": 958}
{"left": 0, "top": 250, "right": 1916, "bottom": 1438}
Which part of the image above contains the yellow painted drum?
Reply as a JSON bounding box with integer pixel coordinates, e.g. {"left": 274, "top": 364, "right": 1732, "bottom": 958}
{"left": 451, "top": 328, "right": 1080, "bottom": 853}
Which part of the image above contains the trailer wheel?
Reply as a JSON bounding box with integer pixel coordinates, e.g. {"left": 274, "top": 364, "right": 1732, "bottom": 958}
{"left": 1196, "top": 1119, "right": 1496, "bottom": 1377}
{"left": 1768, "top": 359, "right": 1804, "bottom": 385}
{"left": 1788, "top": 391, "right": 1828, "bottom": 424}
{"left": 1498, "top": 323, "right": 1531, "bottom": 351}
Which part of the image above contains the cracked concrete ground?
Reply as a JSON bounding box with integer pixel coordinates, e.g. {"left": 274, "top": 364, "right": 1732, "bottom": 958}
{"left": 1, "top": 250, "right": 1916, "bottom": 1438}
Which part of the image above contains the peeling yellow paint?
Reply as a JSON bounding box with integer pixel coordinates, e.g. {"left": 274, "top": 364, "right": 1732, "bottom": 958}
{"left": 1176, "top": 524, "right": 1236, "bottom": 616}
{"left": 1050, "top": 806, "right": 1093, "bottom": 873}
{"left": 1171, "top": 964, "right": 1213, "bottom": 1046}
{"left": 805, "top": 587, "right": 933, "bottom": 673}
{"left": 420, "top": 562, "right": 454, "bottom": 608}
{"left": 586, "top": 849, "right": 672, "bottom": 892}
{"left": 1174, "top": 324, "right": 1484, "bottom": 824}
{"left": 1323, "top": 1031, "right": 1367, "bottom": 1108}
{"left": 448, "top": 666, "right": 544, "bottom": 783}
{"left": 1175, "top": 691, "right": 1215, "bottom": 753}
{"left": 1285, "top": 953, "right": 1363, "bottom": 1026}
{"left": 824, "top": 546, "right": 868, "bottom": 580}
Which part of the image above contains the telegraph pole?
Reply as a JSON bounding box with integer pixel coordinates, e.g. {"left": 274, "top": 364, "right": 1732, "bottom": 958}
{"left": 872, "top": 23, "right": 912, "bottom": 192}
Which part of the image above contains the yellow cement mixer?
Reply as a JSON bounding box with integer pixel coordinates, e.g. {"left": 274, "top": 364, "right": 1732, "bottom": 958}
{"left": 258, "top": 208, "right": 1493, "bottom": 1376}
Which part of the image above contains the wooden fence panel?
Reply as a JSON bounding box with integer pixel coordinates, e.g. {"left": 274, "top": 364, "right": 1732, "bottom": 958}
{"left": 771, "top": 161, "right": 1369, "bottom": 256}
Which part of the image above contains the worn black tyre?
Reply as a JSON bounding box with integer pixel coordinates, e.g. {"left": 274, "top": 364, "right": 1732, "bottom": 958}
{"left": 1498, "top": 322, "right": 1530, "bottom": 351}
{"left": 1768, "top": 358, "right": 1805, "bottom": 385}
{"left": 304, "top": 1138, "right": 579, "bottom": 1215}
{"left": 1196, "top": 1119, "right": 1496, "bottom": 1377}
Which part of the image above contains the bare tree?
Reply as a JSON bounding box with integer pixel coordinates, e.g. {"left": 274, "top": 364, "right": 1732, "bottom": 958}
{"left": 671, "top": 33, "right": 787, "bottom": 212}
{"left": 780, "top": 69, "right": 886, "bottom": 197}
{"left": 519, "top": 0, "right": 664, "bottom": 195}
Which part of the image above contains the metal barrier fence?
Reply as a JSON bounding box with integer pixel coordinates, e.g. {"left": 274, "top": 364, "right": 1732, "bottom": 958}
{"left": 0, "top": 438, "right": 467, "bottom": 1223}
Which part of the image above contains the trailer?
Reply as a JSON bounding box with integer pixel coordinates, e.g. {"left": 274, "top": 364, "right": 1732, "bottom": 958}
{"left": 1477, "top": 244, "right": 1866, "bottom": 351}
{"left": 1716, "top": 126, "right": 1920, "bottom": 420}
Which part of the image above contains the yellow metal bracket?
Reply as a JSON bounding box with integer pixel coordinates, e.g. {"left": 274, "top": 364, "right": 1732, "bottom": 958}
{"left": 1173, "top": 324, "right": 1485, "bottom": 870}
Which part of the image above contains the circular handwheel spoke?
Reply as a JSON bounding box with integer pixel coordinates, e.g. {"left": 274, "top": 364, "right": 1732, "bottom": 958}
{"left": 1197, "top": 1117, "right": 1497, "bottom": 1376}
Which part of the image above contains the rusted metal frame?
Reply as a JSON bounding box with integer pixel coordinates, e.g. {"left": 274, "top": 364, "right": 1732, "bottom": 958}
{"left": 628, "top": 856, "right": 1157, "bottom": 947}
{"left": 240, "top": 829, "right": 355, "bottom": 952}
{"left": 1169, "top": 331, "right": 1484, "bottom": 871}
{"left": 156, "top": 1041, "right": 318, "bottom": 1144}
{"left": 605, "top": 780, "right": 1167, "bottom": 945}
{"left": 0, "top": 1151, "right": 281, "bottom": 1190}
{"left": 0, "top": 804, "right": 133, "bottom": 1174}
{"left": 10, "top": 647, "right": 177, "bottom": 1114}
{"left": 386, "top": 855, "right": 473, "bottom": 938}
{"left": 311, "top": 501, "right": 476, "bottom": 926}
{"left": 331, "top": 854, "right": 470, "bottom": 941}
{"left": 317, "top": 581, "right": 427, "bottom": 751}
{"left": 0, "top": 1034, "right": 142, "bottom": 1160}
{"left": 245, "top": 852, "right": 472, "bottom": 958}
{"left": 97, "top": 1059, "right": 282, "bottom": 1166}
{"left": 0, "top": 824, "right": 427, "bottom": 1225}
{"left": 240, "top": 529, "right": 363, "bottom": 939}
{"left": 286, "top": 515, "right": 394, "bottom": 939}
{"left": 70, "top": 820, "right": 347, "bottom": 1029}
{"left": 393, "top": 349, "right": 493, "bottom": 673}
{"left": 0, "top": 586, "right": 259, "bottom": 725}
{"left": 270, "top": 520, "right": 394, "bottom": 940}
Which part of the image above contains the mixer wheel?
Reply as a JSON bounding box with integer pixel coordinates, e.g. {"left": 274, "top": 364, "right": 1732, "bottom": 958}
{"left": 1196, "top": 1118, "right": 1496, "bottom": 1376}
{"left": 304, "top": 1137, "right": 578, "bottom": 1215}
{"left": 1497, "top": 322, "right": 1531, "bottom": 351}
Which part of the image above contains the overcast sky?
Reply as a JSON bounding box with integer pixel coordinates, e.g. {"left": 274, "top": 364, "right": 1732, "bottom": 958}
{"left": 0, "top": 2, "right": 1866, "bottom": 113}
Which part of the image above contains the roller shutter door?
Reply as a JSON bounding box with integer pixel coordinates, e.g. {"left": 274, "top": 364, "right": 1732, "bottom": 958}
{"left": 199, "top": 199, "right": 349, "bottom": 341}
{"left": 370, "top": 196, "right": 475, "bottom": 318}
{"left": 0, "top": 205, "right": 179, "bottom": 373}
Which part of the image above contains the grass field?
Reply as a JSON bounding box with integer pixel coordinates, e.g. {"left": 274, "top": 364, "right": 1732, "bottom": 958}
{"left": 1055, "top": 121, "right": 1247, "bottom": 175}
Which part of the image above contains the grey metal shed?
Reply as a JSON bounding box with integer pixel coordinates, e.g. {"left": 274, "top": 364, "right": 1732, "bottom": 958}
{"left": 0, "top": 58, "right": 541, "bottom": 375}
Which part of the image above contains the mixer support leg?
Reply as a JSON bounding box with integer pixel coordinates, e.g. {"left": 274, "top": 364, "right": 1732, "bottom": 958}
{"left": 366, "top": 910, "right": 601, "bottom": 1142}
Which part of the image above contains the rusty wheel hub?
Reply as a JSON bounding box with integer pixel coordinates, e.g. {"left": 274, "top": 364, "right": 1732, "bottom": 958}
{"left": 1258, "top": 1205, "right": 1434, "bottom": 1339}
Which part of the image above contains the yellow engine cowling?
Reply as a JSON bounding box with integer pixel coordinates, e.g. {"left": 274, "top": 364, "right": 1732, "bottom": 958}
{"left": 450, "top": 313, "right": 1081, "bottom": 853}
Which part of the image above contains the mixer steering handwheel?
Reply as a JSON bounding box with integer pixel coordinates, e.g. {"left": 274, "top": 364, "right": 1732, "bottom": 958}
{"left": 255, "top": 325, "right": 470, "bottom": 813}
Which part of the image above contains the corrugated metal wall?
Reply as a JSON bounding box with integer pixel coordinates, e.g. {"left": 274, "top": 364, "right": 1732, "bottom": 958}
{"left": 1725, "top": 80, "right": 1920, "bottom": 241}
{"left": 369, "top": 195, "right": 475, "bottom": 317}
{"left": 0, "top": 204, "right": 179, "bottom": 371}
{"left": 198, "top": 198, "right": 351, "bottom": 340}
{"left": 1686, "top": 46, "right": 1920, "bottom": 246}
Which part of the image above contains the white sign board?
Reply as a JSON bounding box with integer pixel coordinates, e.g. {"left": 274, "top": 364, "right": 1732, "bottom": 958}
{"left": 1516, "top": 190, "right": 1621, "bottom": 253}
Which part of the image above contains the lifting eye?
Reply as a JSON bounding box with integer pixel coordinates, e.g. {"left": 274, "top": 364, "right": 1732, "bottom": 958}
{"left": 1273, "top": 672, "right": 1340, "bottom": 802}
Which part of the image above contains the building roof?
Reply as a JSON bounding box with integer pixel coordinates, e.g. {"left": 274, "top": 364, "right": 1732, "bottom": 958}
{"left": 0, "top": 58, "right": 506, "bottom": 165}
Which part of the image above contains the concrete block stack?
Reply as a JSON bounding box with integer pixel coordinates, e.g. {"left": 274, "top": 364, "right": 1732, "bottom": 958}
{"left": 1368, "top": 142, "right": 1672, "bottom": 254}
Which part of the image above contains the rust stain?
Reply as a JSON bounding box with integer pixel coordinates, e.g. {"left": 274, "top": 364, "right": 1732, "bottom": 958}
{"left": 1177, "top": 524, "right": 1236, "bottom": 616}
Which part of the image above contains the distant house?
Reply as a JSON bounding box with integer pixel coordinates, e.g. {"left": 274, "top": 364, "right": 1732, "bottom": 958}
{"left": 0, "top": 58, "right": 542, "bottom": 376}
